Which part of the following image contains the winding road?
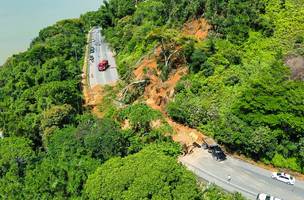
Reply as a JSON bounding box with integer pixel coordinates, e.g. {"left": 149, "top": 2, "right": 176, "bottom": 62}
{"left": 180, "top": 149, "right": 304, "bottom": 200}
{"left": 88, "top": 27, "right": 119, "bottom": 87}
{"left": 85, "top": 27, "right": 304, "bottom": 200}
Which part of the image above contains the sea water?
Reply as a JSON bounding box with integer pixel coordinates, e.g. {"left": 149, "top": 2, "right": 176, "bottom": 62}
{"left": 0, "top": 0, "right": 100, "bottom": 65}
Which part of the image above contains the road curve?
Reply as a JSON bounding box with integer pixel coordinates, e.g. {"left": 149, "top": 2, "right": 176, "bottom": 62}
{"left": 88, "top": 27, "right": 119, "bottom": 87}
{"left": 86, "top": 28, "right": 304, "bottom": 200}
{"left": 179, "top": 149, "right": 304, "bottom": 200}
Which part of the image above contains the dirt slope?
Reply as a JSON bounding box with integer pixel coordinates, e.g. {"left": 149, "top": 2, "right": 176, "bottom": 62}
{"left": 83, "top": 85, "right": 104, "bottom": 118}
{"left": 132, "top": 18, "right": 214, "bottom": 147}
{"left": 183, "top": 18, "right": 211, "bottom": 40}
{"left": 82, "top": 17, "right": 213, "bottom": 147}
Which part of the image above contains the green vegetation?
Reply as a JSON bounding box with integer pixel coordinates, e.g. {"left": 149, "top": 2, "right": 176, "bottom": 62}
{"left": 0, "top": 137, "right": 34, "bottom": 197}
{"left": 86, "top": 0, "right": 205, "bottom": 80}
{"left": 3, "top": 0, "right": 302, "bottom": 198}
{"left": 167, "top": 0, "right": 304, "bottom": 172}
{"left": 86, "top": 0, "right": 304, "bottom": 172}
{"left": 84, "top": 143, "right": 200, "bottom": 200}
{"left": 0, "top": 19, "right": 85, "bottom": 146}
{"left": 0, "top": 14, "right": 241, "bottom": 197}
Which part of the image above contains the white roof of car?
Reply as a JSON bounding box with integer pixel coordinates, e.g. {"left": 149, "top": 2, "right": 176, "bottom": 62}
{"left": 277, "top": 172, "right": 294, "bottom": 179}
{"left": 258, "top": 193, "right": 281, "bottom": 200}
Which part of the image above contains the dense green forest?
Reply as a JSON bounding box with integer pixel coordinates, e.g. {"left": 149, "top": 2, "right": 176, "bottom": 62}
{"left": 1, "top": 0, "right": 303, "bottom": 198}
{"left": 0, "top": 0, "right": 251, "bottom": 199}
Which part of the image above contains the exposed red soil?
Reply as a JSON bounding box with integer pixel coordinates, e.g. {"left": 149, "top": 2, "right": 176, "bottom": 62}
{"left": 84, "top": 85, "right": 104, "bottom": 118}
{"left": 182, "top": 18, "right": 211, "bottom": 40}
{"left": 132, "top": 18, "right": 213, "bottom": 147}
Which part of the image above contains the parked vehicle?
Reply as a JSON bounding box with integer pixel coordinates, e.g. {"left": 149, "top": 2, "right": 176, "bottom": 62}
{"left": 208, "top": 145, "right": 226, "bottom": 161}
{"left": 89, "top": 55, "right": 94, "bottom": 62}
{"left": 98, "top": 60, "right": 109, "bottom": 71}
{"left": 90, "top": 47, "right": 95, "bottom": 53}
{"left": 271, "top": 172, "right": 295, "bottom": 185}
{"left": 256, "top": 193, "right": 281, "bottom": 200}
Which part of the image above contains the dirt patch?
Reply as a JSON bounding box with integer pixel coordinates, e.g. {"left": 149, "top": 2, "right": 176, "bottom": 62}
{"left": 83, "top": 85, "right": 104, "bottom": 118}
{"left": 134, "top": 58, "right": 204, "bottom": 146}
{"left": 169, "top": 118, "right": 204, "bottom": 145}
{"left": 183, "top": 18, "right": 211, "bottom": 40}
{"left": 132, "top": 18, "right": 212, "bottom": 148}
{"left": 122, "top": 119, "right": 131, "bottom": 130}
{"left": 134, "top": 56, "right": 158, "bottom": 80}
{"left": 133, "top": 18, "right": 211, "bottom": 113}
{"left": 134, "top": 55, "right": 188, "bottom": 112}
{"left": 150, "top": 119, "right": 162, "bottom": 129}
{"left": 133, "top": 56, "right": 208, "bottom": 148}
{"left": 285, "top": 55, "right": 304, "bottom": 80}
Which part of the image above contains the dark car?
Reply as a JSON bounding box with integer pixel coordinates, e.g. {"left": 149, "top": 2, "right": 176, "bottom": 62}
{"left": 90, "top": 47, "right": 95, "bottom": 53}
{"left": 89, "top": 55, "right": 94, "bottom": 61}
{"left": 209, "top": 145, "right": 226, "bottom": 161}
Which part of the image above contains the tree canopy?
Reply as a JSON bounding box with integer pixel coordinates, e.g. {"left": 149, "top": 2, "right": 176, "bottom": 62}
{"left": 85, "top": 143, "right": 201, "bottom": 200}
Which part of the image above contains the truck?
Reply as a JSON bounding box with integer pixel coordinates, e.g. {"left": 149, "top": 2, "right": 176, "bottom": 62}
{"left": 98, "top": 60, "right": 109, "bottom": 71}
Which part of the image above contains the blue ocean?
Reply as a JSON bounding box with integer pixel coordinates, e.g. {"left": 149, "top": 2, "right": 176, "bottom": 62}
{"left": 0, "top": 0, "right": 100, "bottom": 65}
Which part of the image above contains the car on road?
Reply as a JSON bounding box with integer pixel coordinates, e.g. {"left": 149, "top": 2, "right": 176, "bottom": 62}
{"left": 271, "top": 172, "right": 295, "bottom": 185}
{"left": 89, "top": 55, "right": 94, "bottom": 62}
{"left": 90, "top": 47, "right": 95, "bottom": 53}
{"left": 256, "top": 193, "right": 281, "bottom": 200}
{"left": 98, "top": 60, "right": 109, "bottom": 71}
{"left": 208, "top": 145, "right": 227, "bottom": 161}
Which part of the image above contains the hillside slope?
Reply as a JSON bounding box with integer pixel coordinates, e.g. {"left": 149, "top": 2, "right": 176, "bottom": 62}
{"left": 0, "top": 1, "right": 248, "bottom": 199}
{"left": 94, "top": 0, "right": 304, "bottom": 174}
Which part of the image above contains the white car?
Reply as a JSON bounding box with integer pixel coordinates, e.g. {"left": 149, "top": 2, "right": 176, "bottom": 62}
{"left": 271, "top": 172, "right": 295, "bottom": 185}
{"left": 256, "top": 193, "right": 281, "bottom": 200}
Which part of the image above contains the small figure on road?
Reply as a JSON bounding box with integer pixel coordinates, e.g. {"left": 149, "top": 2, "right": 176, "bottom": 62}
{"left": 227, "top": 175, "right": 231, "bottom": 182}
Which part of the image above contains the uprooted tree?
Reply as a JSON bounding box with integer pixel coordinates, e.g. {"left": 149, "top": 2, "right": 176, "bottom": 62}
{"left": 147, "top": 28, "right": 185, "bottom": 80}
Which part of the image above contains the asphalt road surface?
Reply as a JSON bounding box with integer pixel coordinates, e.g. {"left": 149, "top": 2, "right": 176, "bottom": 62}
{"left": 180, "top": 149, "right": 304, "bottom": 200}
{"left": 88, "top": 27, "right": 119, "bottom": 87}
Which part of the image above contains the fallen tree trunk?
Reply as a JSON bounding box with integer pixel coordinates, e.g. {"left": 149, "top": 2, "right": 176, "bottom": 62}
{"left": 120, "top": 79, "right": 149, "bottom": 102}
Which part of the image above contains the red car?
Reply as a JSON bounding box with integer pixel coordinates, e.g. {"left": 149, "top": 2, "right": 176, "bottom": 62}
{"left": 98, "top": 60, "right": 109, "bottom": 71}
